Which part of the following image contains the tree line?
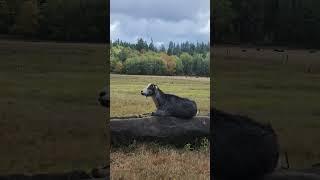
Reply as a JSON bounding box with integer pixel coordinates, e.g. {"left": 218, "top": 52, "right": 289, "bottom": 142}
{"left": 212, "top": 0, "right": 320, "bottom": 48}
{"left": 0, "top": 0, "right": 107, "bottom": 42}
{"left": 112, "top": 38, "right": 210, "bottom": 56}
{"left": 111, "top": 38, "right": 210, "bottom": 76}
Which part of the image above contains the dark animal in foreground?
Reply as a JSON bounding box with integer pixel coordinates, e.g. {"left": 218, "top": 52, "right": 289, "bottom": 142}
{"left": 212, "top": 108, "right": 279, "bottom": 180}
{"left": 98, "top": 87, "right": 109, "bottom": 107}
{"left": 141, "top": 83, "right": 197, "bottom": 118}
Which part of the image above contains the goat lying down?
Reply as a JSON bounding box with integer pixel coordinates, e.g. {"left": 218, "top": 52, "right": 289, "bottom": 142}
{"left": 141, "top": 83, "right": 197, "bottom": 118}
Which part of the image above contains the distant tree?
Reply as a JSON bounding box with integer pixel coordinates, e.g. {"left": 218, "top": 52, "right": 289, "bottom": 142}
{"left": 173, "top": 55, "right": 184, "bottom": 75}
{"left": 0, "top": 0, "right": 10, "bottom": 33}
{"left": 192, "top": 54, "right": 202, "bottom": 75}
{"left": 210, "top": 0, "right": 320, "bottom": 48}
{"left": 173, "top": 43, "right": 181, "bottom": 56}
{"left": 189, "top": 43, "right": 196, "bottom": 55}
{"left": 212, "top": 0, "right": 235, "bottom": 42}
{"left": 181, "top": 41, "right": 191, "bottom": 54}
{"left": 110, "top": 39, "right": 209, "bottom": 76}
{"left": 37, "top": 0, "right": 49, "bottom": 38}
{"left": 118, "top": 47, "right": 131, "bottom": 63}
{"left": 160, "top": 44, "right": 166, "bottom": 52}
{"left": 204, "top": 52, "right": 210, "bottom": 75}
{"left": 125, "top": 55, "right": 166, "bottom": 75}
{"left": 136, "top": 38, "right": 148, "bottom": 52}
{"left": 12, "top": 0, "right": 39, "bottom": 36}
{"left": 110, "top": 56, "right": 119, "bottom": 73}
{"left": 192, "top": 53, "right": 210, "bottom": 76}
{"left": 148, "top": 38, "right": 156, "bottom": 51}
{"left": 167, "top": 41, "right": 174, "bottom": 55}
{"left": 160, "top": 53, "right": 176, "bottom": 75}
{"left": 114, "top": 61, "right": 123, "bottom": 73}
{"left": 124, "top": 57, "right": 138, "bottom": 74}
{"left": 179, "top": 52, "right": 193, "bottom": 75}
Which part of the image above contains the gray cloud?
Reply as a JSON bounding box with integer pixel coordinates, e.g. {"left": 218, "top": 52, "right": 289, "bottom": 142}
{"left": 111, "top": 0, "right": 210, "bottom": 47}
{"left": 111, "top": 0, "right": 209, "bottom": 21}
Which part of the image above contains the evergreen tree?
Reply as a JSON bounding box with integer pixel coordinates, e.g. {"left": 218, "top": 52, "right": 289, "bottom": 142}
{"left": 160, "top": 44, "right": 166, "bottom": 52}
{"left": 174, "top": 44, "right": 181, "bottom": 56}
{"left": 0, "top": 0, "right": 10, "bottom": 33}
{"left": 167, "top": 41, "right": 174, "bottom": 55}
{"left": 12, "top": 0, "right": 39, "bottom": 36}
{"left": 136, "top": 38, "right": 145, "bottom": 52}
{"left": 136, "top": 38, "right": 148, "bottom": 52}
{"left": 179, "top": 52, "right": 193, "bottom": 75}
{"left": 148, "top": 38, "right": 156, "bottom": 51}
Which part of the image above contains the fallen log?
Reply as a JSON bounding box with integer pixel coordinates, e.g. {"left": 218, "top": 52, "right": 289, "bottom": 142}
{"left": 110, "top": 115, "right": 210, "bottom": 146}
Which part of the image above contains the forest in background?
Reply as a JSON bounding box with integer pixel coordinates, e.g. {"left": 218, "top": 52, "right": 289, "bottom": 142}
{"left": 0, "top": 0, "right": 107, "bottom": 42}
{"left": 111, "top": 39, "right": 210, "bottom": 76}
{"left": 212, "top": 0, "right": 320, "bottom": 48}
{"left": 2, "top": 0, "right": 320, "bottom": 47}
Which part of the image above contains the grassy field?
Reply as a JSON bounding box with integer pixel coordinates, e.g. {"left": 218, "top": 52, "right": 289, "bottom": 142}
{"left": 0, "top": 40, "right": 107, "bottom": 174}
{"left": 110, "top": 74, "right": 210, "bottom": 117}
{"left": 214, "top": 45, "right": 320, "bottom": 168}
{"left": 110, "top": 74, "right": 210, "bottom": 179}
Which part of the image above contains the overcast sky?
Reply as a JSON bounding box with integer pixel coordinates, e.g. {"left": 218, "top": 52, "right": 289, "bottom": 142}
{"left": 110, "top": 0, "right": 210, "bottom": 47}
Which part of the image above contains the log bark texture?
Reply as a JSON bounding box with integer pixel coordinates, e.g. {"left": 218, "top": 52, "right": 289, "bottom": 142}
{"left": 110, "top": 115, "right": 210, "bottom": 146}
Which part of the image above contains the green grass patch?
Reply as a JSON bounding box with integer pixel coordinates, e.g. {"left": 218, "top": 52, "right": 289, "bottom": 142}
{"left": 214, "top": 46, "right": 320, "bottom": 168}
{"left": 110, "top": 74, "right": 210, "bottom": 117}
{"left": 0, "top": 40, "right": 107, "bottom": 174}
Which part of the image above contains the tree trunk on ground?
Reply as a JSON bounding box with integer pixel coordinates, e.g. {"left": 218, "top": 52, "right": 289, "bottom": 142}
{"left": 110, "top": 116, "right": 210, "bottom": 146}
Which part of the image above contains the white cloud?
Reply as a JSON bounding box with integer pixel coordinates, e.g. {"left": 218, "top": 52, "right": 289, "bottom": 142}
{"left": 199, "top": 19, "right": 210, "bottom": 34}
{"left": 110, "top": 20, "right": 120, "bottom": 41}
{"left": 155, "top": 41, "right": 164, "bottom": 48}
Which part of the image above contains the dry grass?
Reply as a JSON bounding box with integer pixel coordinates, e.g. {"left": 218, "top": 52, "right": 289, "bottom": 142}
{"left": 111, "top": 143, "right": 210, "bottom": 180}
{"left": 110, "top": 74, "right": 210, "bottom": 179}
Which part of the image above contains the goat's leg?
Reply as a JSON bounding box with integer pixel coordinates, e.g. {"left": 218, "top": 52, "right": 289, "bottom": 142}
{"left": 151, "top": 109, "right": 169, "bottom": 117}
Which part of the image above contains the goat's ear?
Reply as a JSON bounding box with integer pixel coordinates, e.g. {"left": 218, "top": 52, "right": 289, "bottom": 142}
{"left": 154, "top": 85, "right": 158, "bottom": 89}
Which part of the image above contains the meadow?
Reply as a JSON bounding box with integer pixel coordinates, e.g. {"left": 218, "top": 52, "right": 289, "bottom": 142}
{"left": 0, "top": 40, "right": 107, "bottom": 174}
{"left": 110, "top": 74, "right": 210, "bottom": 179}
{"left": 110, "top": 74, "right": 210, "bottom": 117}
{"left": 213, "top": 46, "right": 320, "bottom": 168}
